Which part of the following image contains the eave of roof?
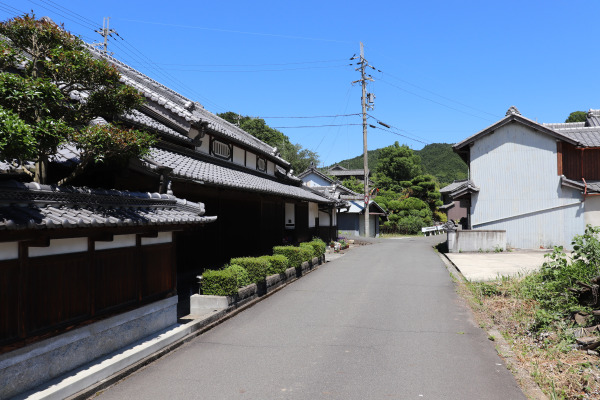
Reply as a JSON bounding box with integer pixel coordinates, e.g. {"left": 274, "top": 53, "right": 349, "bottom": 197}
{"left": 0, "top": 180, "right": 216, "bottom": 231}
{"left": 147, "top": 147, "right": 334, "bottom": 204}
{"left": 453, "top": 112, "right": 580, "bottom": 151}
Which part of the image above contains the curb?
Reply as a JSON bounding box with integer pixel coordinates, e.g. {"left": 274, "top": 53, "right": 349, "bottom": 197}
{"left": 64, "top": 257, "right": 329, "bottom": 400}
{"left": 436, "top": 251, "right": 548, "bottom": 400}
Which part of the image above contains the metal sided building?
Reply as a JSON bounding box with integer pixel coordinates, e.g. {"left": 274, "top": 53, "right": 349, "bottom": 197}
{"left": 453, "top": 106, "right": 600, "bottom": 249}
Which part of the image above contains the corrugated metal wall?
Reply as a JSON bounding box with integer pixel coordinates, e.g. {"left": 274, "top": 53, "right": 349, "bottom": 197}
{"left": 470, "top": 123, "right": 584, "bottom": 249}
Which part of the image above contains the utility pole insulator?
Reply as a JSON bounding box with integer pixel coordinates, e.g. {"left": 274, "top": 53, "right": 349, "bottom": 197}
{"left": 93, "top": 17, "right": 116, "bottom": 55}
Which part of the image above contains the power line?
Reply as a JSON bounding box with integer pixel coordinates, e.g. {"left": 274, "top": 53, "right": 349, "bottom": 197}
{"left": 271, "top": 123, "right": 363, "bottom": 129}
{"left": 366, "top": 113, "right": 430, "bottom": 143}
{"left": 119, "top": 18, "right": 352, "bottom": 44}
{"left": 261, "top": 113, "right": 360, "bottom": 119}
{"left": 25, "top": 0, "right": 97, "bottom": 31}
{"left": 381, "top": 71, "right": 501, "bottom": 119}
{"left": 127, "top": 59, "right": 348, "bottom": 67}
{"left": 378, "top": 78, "right": 496, "bottom": 122}
{"left": 119, "top": 64, "right": 351, "bottom": 73}
{"left": 368, "top": 125, "right": 429, "bottom": 145}
{"left": 0, "top": 1, "right": 25, "bottom": 15}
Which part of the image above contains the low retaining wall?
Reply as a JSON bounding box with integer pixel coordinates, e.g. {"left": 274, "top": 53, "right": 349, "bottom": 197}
{"left": 191, "top": 255, "right": 325, "bottom": 315}
{"left": 0, "top": 296, "right": 177, "bottom": 399}
{"left": 447, "top": 230, "right": 506, "bottom": 253}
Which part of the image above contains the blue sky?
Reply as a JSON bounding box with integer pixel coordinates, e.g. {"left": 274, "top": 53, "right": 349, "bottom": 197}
{"left": 1, "top": 1, "right": 598, "bottom": 167}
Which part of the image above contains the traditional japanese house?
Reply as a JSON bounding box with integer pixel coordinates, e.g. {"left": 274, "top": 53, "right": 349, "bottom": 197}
{"left": 298, "top": 164, "right": 385, "bottom": 237}
{"left": 0, "top": 180, "right": 216, "bottom": 398}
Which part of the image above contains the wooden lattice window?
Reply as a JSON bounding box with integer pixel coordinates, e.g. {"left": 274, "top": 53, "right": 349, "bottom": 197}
{"left": 210, "top": 139, "right": 232, "bottom": 160}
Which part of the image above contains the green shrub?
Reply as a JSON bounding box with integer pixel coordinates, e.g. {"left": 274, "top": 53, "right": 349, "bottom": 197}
{"left": 520, "top": 225, "right": 600, "bottom": 330}
{"left": 226, "top": 264, "right": 251, "bottom": 287}
{"left": 202, "top": 269, "right": 238, "bottom": 296}
{"left": 259, "top": 255, "right": 289, "bottom": 275}
{"left": 309, "top": 238, "right": 327, "bottom": 256}
{"left": 273, "top": 246, "right": 313, "bottom": 268}
{"left": 300, "top": 242, "right": 317, "bottom": 258}
{"left": 230, "top": 257, "right": 269, "bottom": 283}
{"left": 397, "top": 215, "right": 426, "bottom": 234}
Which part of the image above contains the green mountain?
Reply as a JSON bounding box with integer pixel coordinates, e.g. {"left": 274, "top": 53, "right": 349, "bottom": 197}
{"left": 328, "top": 143, "right": 467, "bottom": 188}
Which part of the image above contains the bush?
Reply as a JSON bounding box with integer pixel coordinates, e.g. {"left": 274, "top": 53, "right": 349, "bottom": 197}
{"left": 299, "top": 242, "right": 317, "bottom": 258}
{"left": 226, "top": 264, "right": 251, "bottom": 287}
{"left": 397, "top": 215, "right": 426, "bottom": 235}
{"left": 201, "top": 269, "right": 238, "bottom": 296}
{"left": 258, "top": 255, "right": 289, "bottom": 275}
{"left": 230, "top": 257, "right": 270, "bottom": 283}
{"left": 309, "top": 238, "right": 327, "bottom": 256}
{"left": 273, "top": 246, "right": 313, "bottom": 268}
{"left": 520, "top": 225, "right": 600, "bottom": 330}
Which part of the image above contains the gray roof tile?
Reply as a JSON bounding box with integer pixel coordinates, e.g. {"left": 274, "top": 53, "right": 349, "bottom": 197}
{"left": 0, "top": 180, "right": 216, "bottom": 231}
{"left": 148, "top": 147, "right": 332, "bottom": 203}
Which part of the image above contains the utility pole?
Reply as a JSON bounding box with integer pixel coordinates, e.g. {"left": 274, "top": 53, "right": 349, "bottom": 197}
{"left": 94, "top": 17, "right": 116, "bottom": 54}
{"left": 352, "top": 42, "right": 374, "bottom": 237}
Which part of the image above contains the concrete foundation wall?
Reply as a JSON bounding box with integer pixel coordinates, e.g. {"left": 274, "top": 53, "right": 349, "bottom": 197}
{"left": 0, "top": 296, "right": 177, "bottom": 399}
{"left": 448, "top": 230, "right": 506, "bottom": 253}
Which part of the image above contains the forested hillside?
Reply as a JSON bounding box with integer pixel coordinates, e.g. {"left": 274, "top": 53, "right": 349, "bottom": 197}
{"left": 328, "top": 143, "right": 467, "bottom": 187}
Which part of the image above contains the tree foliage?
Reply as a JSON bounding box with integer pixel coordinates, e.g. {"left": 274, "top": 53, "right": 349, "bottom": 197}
{"left": 374, "top": 141, "right": 422, "bottom": 192}
{"left": 565, "top": 111, "right": 587, "bottom": 123}
{"left": 0, "top": 14, "right": 153, "bottom": 184}
{"left": 217, "top": 112, "right": 319, "bottom": 174}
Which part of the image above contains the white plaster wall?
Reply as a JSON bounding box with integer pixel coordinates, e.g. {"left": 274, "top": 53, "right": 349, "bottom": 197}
{"left": 29, "top": 238, "right": 88, "bottom": 258}
{"left": 232, "top": 146, "right": 245, "bottom": 166}
{"left": 267, "top": 161, "right": 275, "bottom": 176}
{"left": 246, "top": 152, "right": 257, "bottom": 170}
{"left": 301, "top": 172, "right": 331, "bottom": 187}
{"left": 285, "top": 203, "right": 295, "bottom": 228}
{"left": 95, "top": 234, "right": 136, "bottom": 251}
{"left": 308, "top": 202, "right": 318, "bottom": 228}
{"left": 585, "top": 196, "right": 600, "bottom": 226}
{"left": 141, "top": 231, "right": 173, "bottom": 246}
{"left": 319, "top": 210, "right": 330, "bottom": 225}
{"left": 0, "top": 242, "right": 18, "bottom": 260}
{"left": 195, "top": 134, "right": 210, "bottom": 154}
{"left": 470, "top": 123, "right": 584, "bottom": 249}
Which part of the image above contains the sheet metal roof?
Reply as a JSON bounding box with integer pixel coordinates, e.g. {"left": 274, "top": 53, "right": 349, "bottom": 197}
{"left": 0, "top": 180, "right": 216, "bottom": 231}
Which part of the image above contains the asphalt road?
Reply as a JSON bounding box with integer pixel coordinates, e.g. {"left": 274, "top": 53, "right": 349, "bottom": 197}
{"left": 96, "top": 236, "right": 526, "bottom": 400}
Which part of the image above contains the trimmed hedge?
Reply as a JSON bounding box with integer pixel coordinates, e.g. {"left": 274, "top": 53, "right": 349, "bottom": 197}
{"left": 309, "top": 238, "right": 327, "bottom": 257}
{"left": 259, "top": 255, "right": 289, "bottom": 275}
{"left": 230, "top": 257, "right": 270, "bottom": 283}
{"left": 299, "top": 242, "right": 317, "bottom": 258}
{"left": 273, "top": 246, "right": 313, "bottom": 268}
{"left": 201, "top": 269, "right": 238, "bottom": 296}
{"left": 227, "top": 264, "right": 251, "bottom": 287}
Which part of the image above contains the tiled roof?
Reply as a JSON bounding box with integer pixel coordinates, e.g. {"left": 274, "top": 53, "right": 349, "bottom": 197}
{"left": 148, "top": 147, "right": 333, "bottom": 203}
{"left": 120, "top": 110, "right": 192, "bottom": 143}
{"left": 454, "top": 109, "right": 581, "bottom": 150}
{"left": 0, "top": 180, "right": 216, "bottom": 231}
{"left": 550, "top": 127, "right": 600, "bottom": 147}
{"left": 328, "top": 169, "right": 368, "bottom": 176}
{"left": 440, "top": 179, "right": 470, "bottom": 194}
{"left": 87, "top": 45, "right": 288, "bottom": 165}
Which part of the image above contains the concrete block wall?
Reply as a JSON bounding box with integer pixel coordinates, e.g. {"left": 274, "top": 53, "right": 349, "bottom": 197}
{"left": 448, "top": 230, "right": 506, "bottom": 253}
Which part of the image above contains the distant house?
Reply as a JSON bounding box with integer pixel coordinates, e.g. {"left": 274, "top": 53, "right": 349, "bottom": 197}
{"left": 298, "top": 165, "right": 386, "bottom": 237}
{"left": 453, "top": 106, "right": 600, "bottom": 249}
{"left": 439, "top": 179, "right": 478, "bottom": 229}
{"left": 327, "top": 164, "right": 373, "bottom": 185}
